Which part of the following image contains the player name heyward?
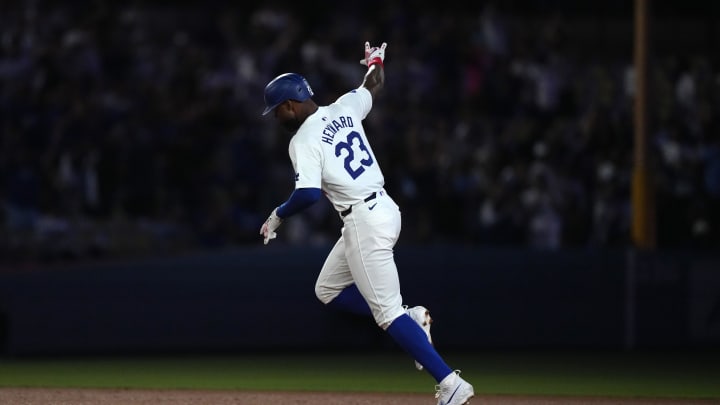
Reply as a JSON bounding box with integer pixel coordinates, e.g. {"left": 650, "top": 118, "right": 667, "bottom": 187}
{"left": 321, "top": 116, "right": 354, "bottom": 145}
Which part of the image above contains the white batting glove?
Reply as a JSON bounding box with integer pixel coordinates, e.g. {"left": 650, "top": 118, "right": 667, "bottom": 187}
{"left": 260, "top": 208, "right": 283, "bottom": 245}
{"left": 359, "top": 41, "right": 387, "bottom": 67}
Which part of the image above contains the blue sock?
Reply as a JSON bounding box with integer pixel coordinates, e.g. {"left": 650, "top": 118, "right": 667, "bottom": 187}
{"left": 386, "top": 314, "right": 453, "bottom": 383}
{"left": 326, "top": 284, "right": 372, "bottom": 316}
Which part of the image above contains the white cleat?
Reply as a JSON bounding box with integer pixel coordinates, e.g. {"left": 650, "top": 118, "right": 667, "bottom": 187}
{"left": 436, "top": 370, "right": 474, "bottom": 405}
{"left": 404, "top": 305, "right": 433, "bottom": 370}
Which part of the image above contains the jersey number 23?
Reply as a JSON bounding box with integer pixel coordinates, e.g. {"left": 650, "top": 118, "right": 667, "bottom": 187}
{"left": 335, "top": 131, "right": 374, "bottom": 180}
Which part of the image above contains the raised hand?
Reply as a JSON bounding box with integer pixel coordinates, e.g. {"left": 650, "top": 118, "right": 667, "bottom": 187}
{"left": 360, "top": 41, "right": 387, "bottom": 67}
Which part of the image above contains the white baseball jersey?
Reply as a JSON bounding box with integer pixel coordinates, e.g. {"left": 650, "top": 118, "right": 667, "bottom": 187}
{"left": 289, "top": 85, "right": 405, "bottom": 328}
{"left": 288, "top": 86, "right": 385, "bottom": 212}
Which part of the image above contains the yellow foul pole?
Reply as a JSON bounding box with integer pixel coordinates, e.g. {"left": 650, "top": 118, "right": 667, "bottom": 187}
{"left": 631, "top": 0, "right": 656, "bottom": 249}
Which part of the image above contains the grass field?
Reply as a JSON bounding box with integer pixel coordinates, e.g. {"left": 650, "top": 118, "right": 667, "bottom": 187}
{"left": 1, "top": 350, "right": 719, "bottom": 400}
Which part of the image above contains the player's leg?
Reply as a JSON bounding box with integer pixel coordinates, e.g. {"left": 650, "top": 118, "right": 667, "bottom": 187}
{"left": 315, "top": 233, "right": 372, "bottom": 316}
{"left": 358, "top": 205, "right": 474, "bottom": 404}
{"left": 342, "top": 196, "right": 405, "bottom": 327}
{"left": 343, "top": 195, "right": 456, "bottom": 384}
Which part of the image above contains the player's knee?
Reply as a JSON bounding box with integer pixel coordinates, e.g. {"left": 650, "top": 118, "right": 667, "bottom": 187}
{"left": 314, "top": 283, "right": 334, "bottom": 304}
{"left": 378, "top": 310, "right": 405, "bottom": 331}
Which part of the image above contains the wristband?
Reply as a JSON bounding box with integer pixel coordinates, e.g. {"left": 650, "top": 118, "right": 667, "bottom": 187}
{"left": 367, "top": 56, "right": 384, "bottom": 68}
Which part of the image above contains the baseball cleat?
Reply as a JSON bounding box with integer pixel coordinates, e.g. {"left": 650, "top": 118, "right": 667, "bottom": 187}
{"left": 404, "top": 305, "right": 433, "bottom": 370}
{"left": 435, "top": 370, "right": 474, "bottom": 405}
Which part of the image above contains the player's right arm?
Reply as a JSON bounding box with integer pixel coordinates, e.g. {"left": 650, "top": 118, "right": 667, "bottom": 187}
{"left": 360, "top": 42, "right": 386, "bottom": 99}
{"left": 362, "top": 64, "right": 384, "bottom": 99}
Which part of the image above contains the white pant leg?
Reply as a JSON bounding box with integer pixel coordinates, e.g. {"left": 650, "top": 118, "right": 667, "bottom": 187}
{"left": 343, "top": 192, "right": 405, "bottom": 328}
{"left": 315, "top": 235, "right": 353, "bottom": 304}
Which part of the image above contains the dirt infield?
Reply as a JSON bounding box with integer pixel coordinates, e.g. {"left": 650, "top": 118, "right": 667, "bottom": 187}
{"left": 1, "top": 388, "right": 718, "bottom": 405}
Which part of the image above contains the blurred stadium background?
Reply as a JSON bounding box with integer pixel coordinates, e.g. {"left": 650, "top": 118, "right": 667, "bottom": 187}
{"left": 0, "top": 0, "right": 719, "bottom": 356}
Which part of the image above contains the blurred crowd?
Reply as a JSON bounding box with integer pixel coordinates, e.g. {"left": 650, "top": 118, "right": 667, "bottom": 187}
{"left": 1, "top": 1, "right": 719, "bottom": 265}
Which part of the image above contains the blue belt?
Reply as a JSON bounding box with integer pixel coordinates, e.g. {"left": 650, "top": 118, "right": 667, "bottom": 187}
{"left": 340, "top": 192, "right": 377, "bottom": 217}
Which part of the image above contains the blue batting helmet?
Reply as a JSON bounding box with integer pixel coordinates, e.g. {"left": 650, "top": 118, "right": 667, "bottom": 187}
{"left": 262, "top": 73, "right": 314, "bottom": 115}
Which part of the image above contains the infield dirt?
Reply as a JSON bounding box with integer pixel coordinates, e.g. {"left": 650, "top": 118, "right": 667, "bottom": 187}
{"left": 1, "top": 388, "right": 718, "bottom": 405}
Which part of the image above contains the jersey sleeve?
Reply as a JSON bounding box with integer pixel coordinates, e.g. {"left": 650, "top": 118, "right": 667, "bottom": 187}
{"left": 335, "top": 87, "right": 373, "bottom": 120}
{"left": 288, "top": 135, "right": 323, "bottom": 190}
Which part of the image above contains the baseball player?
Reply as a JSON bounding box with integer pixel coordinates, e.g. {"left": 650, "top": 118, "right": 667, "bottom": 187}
{"left": 260, "top": 41, "right": 474, "bottom": 405}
